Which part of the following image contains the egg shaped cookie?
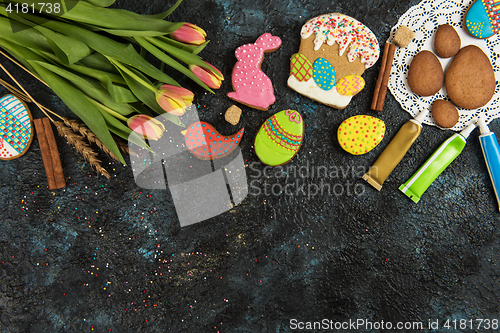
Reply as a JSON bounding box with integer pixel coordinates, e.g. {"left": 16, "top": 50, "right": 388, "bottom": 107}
{"left": 338, "top": 115, "right": 385, "bottom": 155}
{"left": 255, "top": 109, "right": 304, "bottom": 166}
{"left": 313, "top": 57, "right": 336, "bottom": 90}
{"left": 336, "top": 75, "right": 365, "bottom": 96}
{"left": 0, "top": 94, "right": 34, "bottom": 160}
{"left": 290, "top": 53, "right": 313, "bottom": 82}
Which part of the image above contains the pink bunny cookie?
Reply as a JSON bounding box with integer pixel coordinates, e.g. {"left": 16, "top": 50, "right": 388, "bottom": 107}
{"left": 227, "top": 33, "right": 282, "bottom": 111}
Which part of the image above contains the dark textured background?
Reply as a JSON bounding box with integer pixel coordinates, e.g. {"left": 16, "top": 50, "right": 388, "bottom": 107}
{"left": 1, "top": 0, "right": 500, "bottom": 332}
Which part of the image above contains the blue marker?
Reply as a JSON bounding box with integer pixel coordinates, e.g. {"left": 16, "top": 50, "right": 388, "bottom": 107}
{"left": 477, "top": 116, "right": 500, "bottom": 211}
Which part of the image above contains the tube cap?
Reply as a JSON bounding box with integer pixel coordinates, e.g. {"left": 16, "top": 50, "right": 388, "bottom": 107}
{"left": 459, "top": 122, "right": 477, "bottom": 139}
{"left": 476, "top": 115, "right": 491, "bottom": 134}
{"left": 413, "top": 109, "right": 429, "bottom": 124}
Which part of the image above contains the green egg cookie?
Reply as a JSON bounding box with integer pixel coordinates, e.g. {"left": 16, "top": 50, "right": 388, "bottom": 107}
{"left": 338, "top": 115, "right": 385, "bottom": 155}
{"left": 255, "top": 109, "right": 304, "bottom": 166}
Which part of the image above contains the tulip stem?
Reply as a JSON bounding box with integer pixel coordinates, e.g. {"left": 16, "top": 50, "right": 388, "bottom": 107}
{"left": 106, "top": 57, "right": 159, "bottom": 94}
{"left": 86, "top": 97, "right": 128, "bottom": 121}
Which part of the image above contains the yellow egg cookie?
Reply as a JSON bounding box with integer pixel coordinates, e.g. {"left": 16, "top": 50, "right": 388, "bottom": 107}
{"left": 338, "top": 115, "right": 385, "bottom": 155}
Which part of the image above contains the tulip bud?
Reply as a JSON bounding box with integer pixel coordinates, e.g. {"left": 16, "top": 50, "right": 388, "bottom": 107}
{"left": 159, "top": 84, "right": 194, "bottom": 106}
{"left": 189, "top": 62, "right": 224, "bottom": 89}
{"left": 156, "top": 85, "right": 190, "bottom": 116}
{"left": 171, "top": 23, "right": 206, "bottom": 46}
{"left": 127, "top": 114, "right": 165, "bottom": 141}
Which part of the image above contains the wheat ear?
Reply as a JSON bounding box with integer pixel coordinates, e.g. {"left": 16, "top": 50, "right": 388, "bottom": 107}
{"left": 60, "top": 117, "right": 121, "bottom": 162}
{"left": 53, "top": 121, "right": 111, "bottom": 180}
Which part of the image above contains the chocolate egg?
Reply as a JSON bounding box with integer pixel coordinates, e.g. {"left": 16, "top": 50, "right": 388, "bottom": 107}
{"left": 336, "top": 75, "right": 365, "bottom": 96}
{"left": 338, "top": 115, "right": 385, "bottom": 155}
{"left": 290, "top": 53, "right": 313, "bottom": 82}
{"left": 407, "top": 50, "right": 443, "bottom": 96}
{"left": 254, "top": 109, "right": 304, "bottom": 166}
{"left": 0, "top": 94, "right": 34, "bottom": 160}
{"left": 313, "top": 57, "right": 336, "bottom": 90}
{"left": 445, "top": 45, "right": 495, "bottom": 109}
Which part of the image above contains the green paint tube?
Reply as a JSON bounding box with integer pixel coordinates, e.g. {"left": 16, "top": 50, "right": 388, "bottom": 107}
{"left": 399, "top": 122, "right": 477, "bottom": 203}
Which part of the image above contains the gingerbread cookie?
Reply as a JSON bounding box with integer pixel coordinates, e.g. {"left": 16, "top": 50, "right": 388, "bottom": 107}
{"left": 337, "top": 115, "right": 385, "bottom": 155}
{"left": 254, "top": 109, "right": 304, "bottom": 166}
{"left": 431, "top": 99, "right": 459, "bottom": 128}
{"left": 407, "top": 50, "right": 443, "bottom": 97}
{"left": 465, "top": 0, "right": 500, "bottom": 39}
{"left": 445, "top": 45, "right": 495, "bottom": 109}
{"left": 227, "top": 33, "right": 282, "bottom": 111}
{"left": 182, "top": 122, "right": 244, "bottom": 160}
{"left": 434, "top": 24, "right": 461, "bottom": 58}
{"left": 287, "top": 13, "right": 380, "bottom": 109}
{"left": 0, "top": 94, "right": 34, "bottom": 160}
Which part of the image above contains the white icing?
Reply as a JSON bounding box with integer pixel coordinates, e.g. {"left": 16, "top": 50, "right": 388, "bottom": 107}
{"left": 301, "top": 13, "right": 380, "bottom": 68}
{"left": 287, "top": 75, "right": 352, "bottom": 109}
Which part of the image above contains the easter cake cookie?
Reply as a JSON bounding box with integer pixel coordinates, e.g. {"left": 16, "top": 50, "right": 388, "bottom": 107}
{"left": 255, "top": 109, "right": 304, "bottom": 166}
{"left": 288, "top": 13, "right": 380, "bottom": 109}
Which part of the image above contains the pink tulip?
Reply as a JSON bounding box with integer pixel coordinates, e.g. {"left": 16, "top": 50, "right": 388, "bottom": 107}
{"left": 171, "top": 23, "right": 206, "bottom": 46}
{"left": 127, "top": 114, "right": 165, "bottom": 141}
{"left": 156, "top": 85, "right": 192, "bottom": 116}
{"left": 159, "top": 84, "right": 194, "bottom": 106}
{"left": 189, "top": 61, "right": 224, "bottom": 89}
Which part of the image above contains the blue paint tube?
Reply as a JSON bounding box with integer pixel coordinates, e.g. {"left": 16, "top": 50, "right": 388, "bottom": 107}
{"left": 477, "top": 116, "right": 500, "bottom": 211}
{"left": 399, "top": 122, "right": 477, "bottom": 203}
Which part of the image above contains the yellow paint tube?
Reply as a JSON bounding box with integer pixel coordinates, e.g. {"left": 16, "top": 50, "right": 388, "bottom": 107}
{"left": 363, "top": 110, "right": 428, "bottom": 191}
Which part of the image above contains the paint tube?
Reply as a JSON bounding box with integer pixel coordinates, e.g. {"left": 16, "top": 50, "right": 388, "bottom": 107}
{"left": 477, "top": 116, "right": 500, "bottom": 211}
{"left": 399, "top": 122, "right": 476, "bottom": 203}
{"left": 362, "top": 109, "right": 428, "bottom": 191}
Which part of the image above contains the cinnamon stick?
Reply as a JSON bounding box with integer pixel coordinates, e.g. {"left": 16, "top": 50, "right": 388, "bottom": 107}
{"left": 34, "top": 118, "right": 65, "bottom": 190}
{"left": 371, "top": 43, "right": 390, "bottom": 110}
{"left": 43, "top": 118, "right": 65, "bottom": 189}
{"left": 372, "top": 43, "right": 397, "bottom": 112}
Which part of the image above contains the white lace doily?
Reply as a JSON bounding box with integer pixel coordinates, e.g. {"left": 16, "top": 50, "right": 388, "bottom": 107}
{"left": 388, "top": 0, "right": 500, "bottom": 131}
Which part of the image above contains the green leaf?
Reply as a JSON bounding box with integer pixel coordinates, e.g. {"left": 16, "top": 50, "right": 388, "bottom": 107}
{"left": 130, "top": 102, "right": 153, "bottom": 117}
{"left": 0, "top": 37, "right": 42, "bottom": 74}
{"left": 0, "top": 16, "right": 52, "bottom": 54}
{"left": 96, "top": 107, "right": 150, "bottom": 151}
{"left": 10, "top": 12, "right": 180, "bottom": 85}
{"left": 1, "top": 8, "right": 91, "bottom": 65}
{"left": 88, "top": 27, "right": 178, "bottom": 38}
{"left": 82, "top": 0, "right": 116, "bottom": 7}
{"left": 146, "top": 36, "right": 218, "bottom": 74}
{"left": 44, "top": 0, "right": 179, "bottom": 33}
{"left": 148, "top": 0, "right": 183, "bottom": 20}
{"left": 33, "top": 60, "right": 135, "bottom": 116}
{"left": 103, "top": 78, "right": 139, "bottom": 104}
{"left": 28, "top": 60, "right": 126, "bottom": 164}
{"left": 193, "top": 41, "right": 209, "bottom": 55}
{"left": 114, "top": 63, "right": 185, "bottom": 127}
{"left": 77, "top": 52, "right": 116, "bottom": 73}
{"left": 135, "top": 37, "right": 213, "bottom": 92}
{"left": 108, "top": 57, "right": 159, "bottom": 93}
{"left": 156, "top": 36, "right": 200, "bottom": 53}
